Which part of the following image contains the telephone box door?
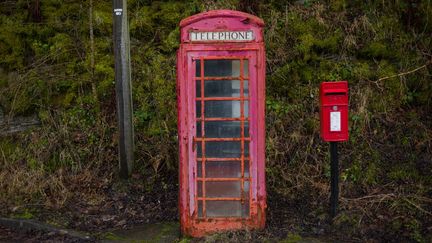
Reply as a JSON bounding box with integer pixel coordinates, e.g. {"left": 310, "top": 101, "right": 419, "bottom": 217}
{"left": 177, "top": 10, "right": 266, "bottom": 237}
{"left": 187, "top": 51, "right": 257, "bottom": 222}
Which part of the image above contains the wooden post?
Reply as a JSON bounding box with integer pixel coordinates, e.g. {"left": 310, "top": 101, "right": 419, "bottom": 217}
{"left": 113, "top": 0, "right": 134, "bottom": 179}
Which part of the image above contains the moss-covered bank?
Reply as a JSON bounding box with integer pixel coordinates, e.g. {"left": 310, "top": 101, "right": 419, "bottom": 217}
{"left": 0, "top": 0, "right": 431, "bottom": 241}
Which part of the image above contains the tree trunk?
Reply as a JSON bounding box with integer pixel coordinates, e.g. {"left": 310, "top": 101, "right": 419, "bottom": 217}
{"left": 29, "top": 0, "right": 41, "bottom": 22}
{"left": 89, "top": 0, "right": 98, "bottom": 106}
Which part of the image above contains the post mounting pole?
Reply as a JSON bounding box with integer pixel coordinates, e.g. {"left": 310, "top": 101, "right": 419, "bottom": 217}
{"left": 113, "top": 0, "right": 134, "bottom": 179}
{"left": 330, "top": 142, "right": 339, "bottom": 219}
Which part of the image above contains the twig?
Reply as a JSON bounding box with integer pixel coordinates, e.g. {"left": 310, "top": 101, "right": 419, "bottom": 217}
{"left": 403, "top": 198, "right": 432, "bottom": 216}
{"left": 0, "top": 146, "right": 6, "bottom": 165}
{"left": 409, "top": 196, "right": 432, "bottom": 203}
{"left": 342, "top": 192, "right": 432, "bottom": 218}
{"left": 376, "top": 62, "right": 430, "bottom": 82}
{"left": 342, "top": 193, "right": 396, "bottom": 201}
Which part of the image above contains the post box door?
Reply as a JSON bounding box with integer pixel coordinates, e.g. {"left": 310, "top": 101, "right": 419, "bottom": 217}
{"left": 187, "top": 51, "right": 258, "bottom": 219}
{"left": 320, "top": 81, "right": 349, "bottom": 142}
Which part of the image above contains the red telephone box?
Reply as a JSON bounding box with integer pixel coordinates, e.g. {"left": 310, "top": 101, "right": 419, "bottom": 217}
{"left": 320, "top": 81, "right": 349, "bottom": 142}
{"left": 177, "top": 10, "right": 266, "bottom": 236}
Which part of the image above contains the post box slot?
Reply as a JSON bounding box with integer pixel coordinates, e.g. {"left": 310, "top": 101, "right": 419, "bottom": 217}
{"left": 325, "top": 92, "right": 346, "bottom": 95}
{"left": 324, "top": 91, "right": 346, "bottom": 96}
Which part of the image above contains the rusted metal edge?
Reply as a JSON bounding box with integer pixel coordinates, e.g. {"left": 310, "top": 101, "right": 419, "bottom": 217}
{"left": 194, "top": 77, "right": 250, "bottom": 80}
{"left": 196, "top": 97, "right": 250, "bottom": 101}
{"left": 197, "top": 157, "right": 250, "bottom": 161}
{"left": 196, "top": 177, "right": 251, "bottom": 182}
{"left": 195, "top": 137, "right": 250, "bottom": 142}
{"left": 196, "top": 117, "right": 250, "bottom": 122}
{"left": 179, "top": 10, "right": 264, "bottom": 28}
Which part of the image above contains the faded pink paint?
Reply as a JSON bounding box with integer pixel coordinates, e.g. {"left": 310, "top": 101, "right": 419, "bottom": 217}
{"left": 177, "top": 10, "right": 266, "bottom": 237}
{"left": 180, "top": 10, "right": 264, "bottom": 43}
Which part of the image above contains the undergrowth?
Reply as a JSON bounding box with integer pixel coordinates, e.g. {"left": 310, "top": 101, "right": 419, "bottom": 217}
{"left": 0, "top": 0, "right": 431, "bottom": 241}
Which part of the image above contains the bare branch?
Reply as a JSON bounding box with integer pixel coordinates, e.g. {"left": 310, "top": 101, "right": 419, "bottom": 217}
{"left": 376, "top": 62, "right": 431, "bottom": 82}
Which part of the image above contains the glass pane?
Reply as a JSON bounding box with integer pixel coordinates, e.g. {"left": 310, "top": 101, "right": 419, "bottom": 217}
{"left": 205, "top": 101, "right": 241, "bottom": 118}
{"left": 197, "top": 161, "right": 202, "bottom": 177}
{"left": 244, "top": 101, "right": 249, "bottom": 118}
{"left": 196, "top": 101, "right": 201, "bottom": 117}
{"left": 245, "top": 142, "right": 249, "bottom": 157}
{"left": 196, "top": 81, "right": 201, "bottom": 97}
{"left": 204, "top": 80, "right": 248, "bottom": 97}
{"left": 244, "top": 160, "right": 249, "bottom": 177}
{"left": 196, "top": 121, "right": 202, "bottom": 137}
{"left": 198, "top": 181, "right": 202, "bottom": 197}
{"left": 206, "top": 201, "right": 242, "bottom": 218}
{"left": 205, "top": 121, "right": 241, "bottom": 138}
{"left": 206, "top": 141, "right": 241, "bottom": 158}
{"left": 204, "top": 60, "right": 240, "bottom": 77}
{"left": 244, "top": 80, "right": 249, "bottom": 97}
{"left": 245, "top": 121, "right": 249, "bottom": 137}
{"left": 196, "top": 60, "right": 201, "bottom": 77}
{"left": 199, "top": 81, "right": 249, "bottom": 97}
{"left": 243, "top": 60, "right": 249, "bottom": 77}
{"left": 198, "top": 200, "right": 203, "bottom": 218}
{"left": 197, "top": 142, "right": 202, "bottom": 157}
{"left": 206, "top": 181, "right": 240, "bottom": 198}
{"left": 206, "top": 161, "right": 241, "bottom": 178}
{"left": 244, "top": 181, "right": 249, "bottom": 194}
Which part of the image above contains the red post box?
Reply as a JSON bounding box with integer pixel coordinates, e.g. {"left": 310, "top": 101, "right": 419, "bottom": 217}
{"left": 177, "top": 10, "right": 266, "bottom": 237}
{"left": 320, "top": 81, "right": 349, "bottom": 142}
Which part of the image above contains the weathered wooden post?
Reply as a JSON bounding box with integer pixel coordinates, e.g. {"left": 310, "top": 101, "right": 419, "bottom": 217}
{"left": 112, "top": 0, "right": 134, "bottom": 179}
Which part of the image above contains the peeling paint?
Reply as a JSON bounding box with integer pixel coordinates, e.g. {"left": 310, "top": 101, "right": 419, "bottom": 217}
{"left": 177, "top": 10, "right": 266, "bottom": 237}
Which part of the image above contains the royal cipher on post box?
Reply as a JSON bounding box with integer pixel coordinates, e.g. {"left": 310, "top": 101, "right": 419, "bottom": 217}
{"left": 176, "top": 10, "right": 266, "bottom": 237}
{"left": 320, "top": 81, "right": 349, "bottom": 142}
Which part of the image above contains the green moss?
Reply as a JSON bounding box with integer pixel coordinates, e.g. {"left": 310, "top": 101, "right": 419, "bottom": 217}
{"left": 315, "top": 29, "right": 342, "bottom": 52}
{"left": 351, "top": 61, "right": 372, "bottom": 80}
{"left": 365, "top": 160, "right": 378, "bottom": 185}
{"left": 333, "top": 212, "right": 361, "bottom": 234}
{"left": 361, "top": 41, "right": 391, "bottom": 58}
{"left": 102, "top": 232, "right": 126, "bottom": 240}
{"left": 178, "top": 238, "right": 192, "bottom": 243}
{"left": 1, "top": 2, "right": 431, "bottom": 241}
{"left": 406, "top": 219, "right": 424, "bottom": 243}
{"left": 330, "top": 0, "right": 347, "bottom": 12}
{"left": 11, "top": 209, "right": 34, "bottom": 219}
{"left": 280, "top": 233, "right": 302, "bottom": 243}
{"left": 388, "top": 164, "right": 419, "bottom": 182}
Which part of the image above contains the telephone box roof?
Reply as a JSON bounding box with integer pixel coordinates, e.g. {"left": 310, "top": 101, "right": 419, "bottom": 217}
{"left": 180, "top": 10, "right": 265, "bottom": 28}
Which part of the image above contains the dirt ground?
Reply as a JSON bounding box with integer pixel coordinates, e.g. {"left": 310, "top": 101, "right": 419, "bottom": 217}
{"left": 0, "top": 181, "right": 351, "bottom": 243}
{"left": 0, "top": 225, "right": 85, "bottom": 242}
{"left": 0, "top": 172, "right": 321, "bottom": 242}
{"left": 0, "top": 169, "right": 428, "bottom": 242}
